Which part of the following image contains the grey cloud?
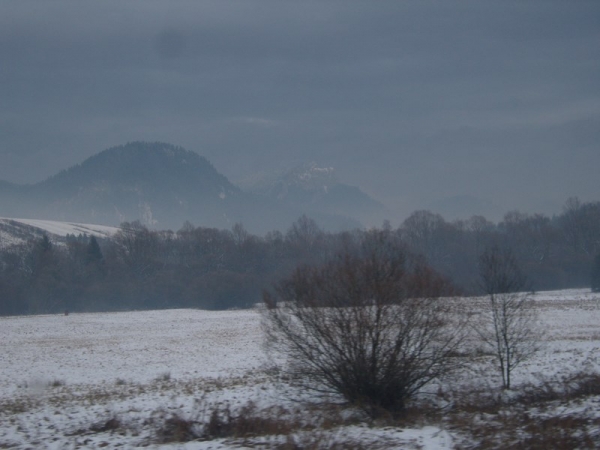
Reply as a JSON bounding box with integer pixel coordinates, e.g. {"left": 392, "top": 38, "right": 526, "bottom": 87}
{"left": 0, "top": 0, "right": 599, "bottom": 222}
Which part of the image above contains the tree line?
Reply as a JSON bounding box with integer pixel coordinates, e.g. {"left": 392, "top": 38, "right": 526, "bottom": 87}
{"left": 0, "top": 197, "right": 599, "bottom": 315}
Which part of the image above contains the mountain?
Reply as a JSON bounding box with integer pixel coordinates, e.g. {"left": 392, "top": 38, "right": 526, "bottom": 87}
{"left": 0, "top": 143, "right": 381, "bottom": 233}
{"left": 37, "top": 142, "right": 244, "bottom": 228}
{"left": 241, "top": 163, "right": 389, "bottom": 228}
{"left": 0, "top": 142, "right": 264, "bottom": 231}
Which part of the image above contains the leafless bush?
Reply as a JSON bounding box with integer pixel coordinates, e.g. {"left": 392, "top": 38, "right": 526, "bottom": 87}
{"left": 47, "top": 379, "right": 65, "bottom": 388}
{"left": 89, "top": 416, "right": 121, "bottom": 433}
{"left": 263, "top": 234, "right": 466, "bottom": 418}
{"left": 157, "top": 414, "right": 200, "bottom": 443}
{"left": 154, "top": 371, "right": 171, "bottom": 382}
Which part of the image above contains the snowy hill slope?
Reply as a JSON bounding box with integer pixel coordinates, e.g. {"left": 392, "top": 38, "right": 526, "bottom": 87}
{"left": 0, "top": 217, "right": 119, "bottom": 248}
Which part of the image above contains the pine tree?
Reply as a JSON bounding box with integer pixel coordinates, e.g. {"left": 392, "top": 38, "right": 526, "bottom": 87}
{"left": 85, "top": 236, "right": 103, "bottom": 265}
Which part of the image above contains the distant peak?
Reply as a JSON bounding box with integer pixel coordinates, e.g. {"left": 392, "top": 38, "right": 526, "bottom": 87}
{"left": 113, "top": 141, "right": 191, "bottom": 157}
{"left": 284, "top": 163, "right": 337, "bottom": 187}
{"left": 38, "top": 141, "right": 230, "bottom": 195}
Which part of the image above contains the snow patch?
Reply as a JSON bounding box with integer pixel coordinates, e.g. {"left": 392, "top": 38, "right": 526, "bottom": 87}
{"left": 0, "top": 217, "right": 119, "bottom": 239}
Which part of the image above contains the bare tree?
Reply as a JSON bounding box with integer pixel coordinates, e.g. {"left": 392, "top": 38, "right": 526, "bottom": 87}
{"left": 592, "top": 253, "right": 600, "bottom": 293}
{"left": 400, "top": 210, "right": 449, "bottom": 266}
{"left": 476, "top": 246, "right": 540, "bottom": 389}
{"left": 113, "top": 221, "right": 160, "bottom": 281}
{"left": 262, "top": 234, "right": 465, "bottom": 418}
{"left": 561, "top": 197, "right": 600, "bottom": 256}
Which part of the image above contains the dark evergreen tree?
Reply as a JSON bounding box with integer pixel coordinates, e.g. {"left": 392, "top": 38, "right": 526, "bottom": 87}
{"left": 39, "top": 234, "right": 52, "bottom": 253}
{"left": 86, "top": 236, "right": 103, "bottom": 265}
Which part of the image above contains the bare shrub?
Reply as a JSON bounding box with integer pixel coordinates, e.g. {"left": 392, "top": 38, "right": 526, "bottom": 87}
{"left": 158, "top": 414, "right": 200, "bottom": 443}
{"left": 154, "top": 371, "right": 171, "bottom": 382}
{"left": 89, "top": 416, "right": 121, "bottom": 433}
{"left": 48, "top": 379, "right": 65, "bottom": 388}
{"left": 263, "top": 233, "right": 466, "bottom": 418}
{"left": 204, "top": 404, "right": 233, "bottom": 438}
{"left": 566, "top": 371, "right": 600, "bottom": 398}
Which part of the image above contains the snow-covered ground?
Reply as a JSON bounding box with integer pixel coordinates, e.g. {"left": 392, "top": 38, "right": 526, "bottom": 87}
{"left": 1, "top": 289, "right": 599, "bottom": 449}
{"left": 4, "top": 218, "right": 119, "bottom": 239}
{"left": 0, "top": 217, "right": 119, "bottom": 241}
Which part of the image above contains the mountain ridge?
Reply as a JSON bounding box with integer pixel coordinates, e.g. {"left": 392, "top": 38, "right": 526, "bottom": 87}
{"left": 242, "top": 162, "right": 389, "bottom": 228}
{"left": 0, "top": 142, "right": 386, "bottom": 233}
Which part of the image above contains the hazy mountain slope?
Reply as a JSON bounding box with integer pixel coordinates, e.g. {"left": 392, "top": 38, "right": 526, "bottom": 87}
{"left": 0, "top": 143, "right": 371, "bottom": 233}
{"left": 243, "top": 163, "right": 389, "bottom": 228}
{"left": 33, "top": 142, "right": 244, "bottom": 229}
{"left": 0, "top": 142, "right": 246, "bottom": 230}
{"left": 40, "top": 142, "right": 234, "bottom": 197}
{"left": 0, "top": 180, "right": 17, "bottom": 190}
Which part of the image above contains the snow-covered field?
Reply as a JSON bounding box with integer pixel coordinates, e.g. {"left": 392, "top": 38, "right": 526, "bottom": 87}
{"left": 1, "top": 289, "right": 599, "bottom": 449}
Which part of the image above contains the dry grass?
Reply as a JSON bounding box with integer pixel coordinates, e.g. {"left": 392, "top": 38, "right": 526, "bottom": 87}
{"left": 511, "top": 371, "right": 600, "bottom": 407}
{"left": 149, "top": 397, "right": 371, "bottom": 447}
{"left": 4, "top": 372, "right": 600, "bottom": 449}
{"left": 444, "top": 371, "right": 600, "bottom": 449}
{"left": 451, "top": 410, "right": 600, "bottom": 449}
{"left": 154, "top": 401, "right": 307, "bottom": 444}
{"left": 3, "top": 356, "right": 599, "bottom": 448}
{"left": 275, "top": 433, "right": 368, "bottom": 450}
{"left": 0, "top": 397, "right": 36, "bottom": 415}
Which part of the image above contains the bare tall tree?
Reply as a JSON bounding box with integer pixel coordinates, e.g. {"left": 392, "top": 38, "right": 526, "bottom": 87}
{"left": 592, "top": 253, "right": 600, "bottom": 293}
{"left": 477, "top": 246, "right": 540, "bottom": 389}
{"left": 262, "top": 234, "right": 465, "bottom": 418}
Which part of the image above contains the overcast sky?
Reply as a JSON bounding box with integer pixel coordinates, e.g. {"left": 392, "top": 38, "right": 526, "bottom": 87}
{"left": 1, "top": 1, "right": 599, "bottom": 223}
